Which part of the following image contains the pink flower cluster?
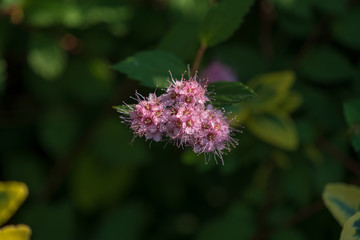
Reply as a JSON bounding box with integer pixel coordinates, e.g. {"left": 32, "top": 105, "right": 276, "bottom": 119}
{"left": 121, "top": 73, "right": 237, "bottom": 164}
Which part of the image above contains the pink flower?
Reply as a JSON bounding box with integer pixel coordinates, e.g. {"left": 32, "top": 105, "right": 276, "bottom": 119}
{"left": 126, "top": 92, "right": 167, "bottom": 142}
{"left": 119, "top": 71, "right": 238, "bottom": 164}
{"left": 160, "top": 73, "right": 209, "bottom": 107}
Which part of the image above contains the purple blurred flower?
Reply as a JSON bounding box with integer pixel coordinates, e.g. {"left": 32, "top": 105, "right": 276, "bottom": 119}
{"left": 200, "top": 61, "right": 238, "bottom": 84}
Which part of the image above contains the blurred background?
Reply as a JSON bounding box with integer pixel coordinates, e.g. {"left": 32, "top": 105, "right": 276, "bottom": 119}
{"left": 1, "top": 0, "right": 360, "bottom": 239}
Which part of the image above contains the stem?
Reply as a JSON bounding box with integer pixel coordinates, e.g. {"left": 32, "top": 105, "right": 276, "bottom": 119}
{"left": 191, "top": 44, "right": 207, "bottom": 76}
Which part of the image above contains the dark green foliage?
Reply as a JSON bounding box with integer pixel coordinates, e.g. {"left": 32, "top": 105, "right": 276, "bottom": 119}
{"left": 299, "top": 47, "right": 353, "bottom": 83}
{"left": 199, "top": 0, "right": 255, "bottom": 47}
{"left": 0, "top": 0, "right": 359, "bottom": 239}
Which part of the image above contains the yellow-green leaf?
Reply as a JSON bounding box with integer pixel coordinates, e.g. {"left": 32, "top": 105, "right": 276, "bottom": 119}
{"left": 246, "top": 112, "right": 298, "bottom": 150}
{"left": 281, "top": 91, "right": 303, "bottom": 113}
{"left": 0, "top": 182, "right": 28, "bottom": 226}
{"left": 247, "top": 71, "right": 295, "bottom": 112}
{"left": 340, "top": 211, "right": 360, "bottom": 240}
{"left": 322, "top": 183, "right": 360, "bottom": 226}
{"left": 0, "top": 224, "right": 31, "bottom": 240}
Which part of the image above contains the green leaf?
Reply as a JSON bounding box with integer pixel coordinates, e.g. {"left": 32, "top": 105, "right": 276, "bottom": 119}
{"left": 199, "top": 0, "right": 255, "bottom": 47}
{"left": 332, "top": 8, "right": 360, "bottom": 50}
{"left": 340, "top": 211, "right": 360, "bottom": 240}
{"left": 0, "top": 181, "right": 28, "bottom": 226}
{"left": 92, "top": 203, "right": 149, "bottom": 240}
{"left": 28, "top": 34, "right": 67, "bottom": 80}
{"left": 168, "top": 0, "right": 211, "bottom": 20}
{"left": 113, "top": 50, "right": 186, "bottom": 88}
{"left": 322, "top": 183, "right": 360, "bottom": 226}
{"left": 344, "top": 99, "right": 360, "bottom": 152}
{"left": 299, "top": 46, "right": 353, "bottom": 83}
{"left": 246, "top": 112, "right": 299, "bottom": 150}
{"left": 158, "top": 21, "right": 199, "bottom": 61}
{"left": 247, "top": 71, "right": 296, "bottom": 112}
{"left": 208, "top": 81, "right": 256, "bottom": 107}
{"left": 0, "top": 225, "right": 31, "bottom": 240}
{"left": 197, "top": 203, "right": 255, "bottom": 240}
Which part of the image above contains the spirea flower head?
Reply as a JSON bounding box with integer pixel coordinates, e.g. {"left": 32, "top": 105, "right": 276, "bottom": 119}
{"left": 119, "top": 71, "right": 238, "bottom": 165}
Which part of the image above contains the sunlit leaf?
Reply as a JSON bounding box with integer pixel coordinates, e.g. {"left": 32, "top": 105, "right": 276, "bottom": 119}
{"left": 299, "top": 46, "right": 353, "bottom": 83}
{"left": 332, "top": 8, "right": 360, "bottom": 50}
{"left": 113, "top": 50, "right": 186, "bottom": 88}
{"left": 28, "top": 34, "right": 67, "bottom": 80}
{"left": 340, "top": 211, "right": 360, "bottom": 240}
{"left": 199, "top": 0, "right": 255, "bottom": 47}
{"left": 0, "top": 182, "right": 28, "bottom": 226}
{"left": 246, "top": 112, "right": 298, "bottom": 150}
{"left": 281, "top": 91, "right": 303, "bottom": 113}
{"left": 208, "top": 81, "right": 256, "bottom": 107}
{"left": 0, "top": 224, "right": 31, "bottom": 240}
{"left": 322, "top": 183, "right": 360, "bottom": 226}
{"left": 247, "top": 71, "right": 296, "bottom": 112}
